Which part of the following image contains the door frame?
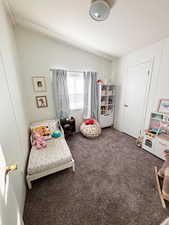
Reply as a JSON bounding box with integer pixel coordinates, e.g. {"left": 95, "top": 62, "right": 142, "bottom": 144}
{"left": 122, "top": 58, "right": 154, "bottom": 137}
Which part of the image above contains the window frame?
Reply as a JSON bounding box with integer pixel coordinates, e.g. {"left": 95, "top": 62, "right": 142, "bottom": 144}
{"left": 67, "top": 71, "right": 84, "bottom": 111}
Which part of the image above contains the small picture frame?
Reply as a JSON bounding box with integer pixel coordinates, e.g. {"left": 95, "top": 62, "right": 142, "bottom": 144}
{"left": 158, "top": 99, "right": 169, "bottom": 114}
{"left": 36, "top": 96, "right": 48, "bottom": 108}
{"left": 32, "top": 76, "right": 47, "bottom": 92}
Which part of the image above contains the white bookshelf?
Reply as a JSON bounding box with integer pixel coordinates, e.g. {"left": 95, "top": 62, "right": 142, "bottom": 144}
{"left": 98, "top": 84, "right": 116, "bottom": 128}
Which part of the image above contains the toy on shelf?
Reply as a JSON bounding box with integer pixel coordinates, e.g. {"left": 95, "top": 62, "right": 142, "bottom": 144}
{"left": 150, "top": 128, "right": 165, "bottom": 135}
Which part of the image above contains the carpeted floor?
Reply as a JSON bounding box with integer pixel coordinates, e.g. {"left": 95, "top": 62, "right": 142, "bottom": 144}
{"left": 24, "top": 128, "right": 169, "bottom": 225}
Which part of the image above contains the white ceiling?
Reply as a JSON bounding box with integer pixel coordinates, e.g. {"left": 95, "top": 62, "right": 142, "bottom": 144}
{"left": 7, "top": 0, "right": 169, "bottom": 57}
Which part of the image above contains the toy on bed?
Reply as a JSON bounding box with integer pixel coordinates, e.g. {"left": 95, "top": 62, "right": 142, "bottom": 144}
{"left": 155, "top": 150, "right": 169, "bottom": 208}
{"left": 32, "top": 130, "right": 47, "bottom": 150}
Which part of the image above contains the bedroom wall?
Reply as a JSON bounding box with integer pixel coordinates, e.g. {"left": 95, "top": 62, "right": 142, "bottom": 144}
{"left": 15, "top": 26, "right": 118, "bottom": 128}
{"left": 0, "top": 0, "right": 29, "bottom": 215}
{"left": 114, "top": 37, "right": 169, "bottom": 133}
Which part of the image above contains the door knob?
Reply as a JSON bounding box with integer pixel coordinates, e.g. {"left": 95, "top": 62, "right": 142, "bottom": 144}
{"left": 124, "top": 104, "right": 128, "bottom": 107}
{"left": 5, "top": 164, "right": 17, "bottom": 176}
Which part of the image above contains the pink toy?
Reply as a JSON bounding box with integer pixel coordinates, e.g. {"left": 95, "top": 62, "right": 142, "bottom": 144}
{"left": 32, "top": 131, "right": 47, "bottom": 150}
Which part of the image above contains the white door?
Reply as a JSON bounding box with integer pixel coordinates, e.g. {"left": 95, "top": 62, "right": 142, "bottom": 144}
{"left": 0, "top": 54, "right": 24, "bottom": 225}
{"left": 0, "top": 145, "right": 23, "bottom": 225}
{"left": 123, "top": 61, "right": 152, "bottom": 138}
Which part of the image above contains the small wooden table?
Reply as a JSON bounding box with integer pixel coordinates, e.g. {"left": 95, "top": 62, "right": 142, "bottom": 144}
{"left": 60, "top": 117, "right": 76, "bottom": 139}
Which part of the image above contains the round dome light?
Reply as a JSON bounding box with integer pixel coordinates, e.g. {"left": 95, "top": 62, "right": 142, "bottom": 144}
{"left": 89, "top": 0, "right": 111, "bottom": 21}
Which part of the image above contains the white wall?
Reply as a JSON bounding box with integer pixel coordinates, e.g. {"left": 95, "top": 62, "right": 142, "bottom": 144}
{"left": 0, "top": 0, "right": 28, "bottom": 215}
{"left": 115, "top": 37, "right": 169, "bottom": 133}
{"left": 15, "top": 26, "right": 118, "bottom": 128}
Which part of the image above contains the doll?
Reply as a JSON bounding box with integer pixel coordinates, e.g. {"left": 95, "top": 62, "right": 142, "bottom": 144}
{"left": 32, "top": 130, "right": 47, "bottom": 150}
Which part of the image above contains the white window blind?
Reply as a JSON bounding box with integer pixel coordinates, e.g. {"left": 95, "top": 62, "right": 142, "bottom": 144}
{"left": 67, "top": 72, "right": 84, "bottom": 110}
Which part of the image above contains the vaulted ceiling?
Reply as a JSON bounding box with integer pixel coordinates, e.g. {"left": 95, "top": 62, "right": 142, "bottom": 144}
{"left": 7, "top": 0, "right": 169, "bottom": 57}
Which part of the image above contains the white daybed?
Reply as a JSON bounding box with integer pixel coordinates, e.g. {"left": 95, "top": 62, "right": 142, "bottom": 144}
{"left": 26, "top": 120, "right": 75, "bottom": 189}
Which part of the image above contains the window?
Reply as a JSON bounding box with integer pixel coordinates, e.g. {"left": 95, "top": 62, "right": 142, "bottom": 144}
{"left": 67, "top": 72, "right": 84, "bottom": 110}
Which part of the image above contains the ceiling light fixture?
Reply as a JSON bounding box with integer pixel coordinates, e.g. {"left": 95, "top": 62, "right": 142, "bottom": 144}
{"left": 89, "top": 0, "right": 112, "bottom": 21}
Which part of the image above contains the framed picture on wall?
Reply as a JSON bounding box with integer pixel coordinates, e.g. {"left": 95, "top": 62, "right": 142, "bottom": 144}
{"left": 158, "top": 99, "right": 169, "bottom": 114}
{"left": 36, "top": 96, "right": 48, "bottom": 108}
{"left": 32, "top": 76, "right": 47, "bottom": 92}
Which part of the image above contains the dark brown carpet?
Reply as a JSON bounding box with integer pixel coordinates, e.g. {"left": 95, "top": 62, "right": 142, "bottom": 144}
{"left": 24, "top": 128, "right": 169, "bottom": 225}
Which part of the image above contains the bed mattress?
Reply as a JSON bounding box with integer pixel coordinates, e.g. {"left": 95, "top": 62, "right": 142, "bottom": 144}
{"left": 27, "top": 137, "right": 73, "bottom": 175}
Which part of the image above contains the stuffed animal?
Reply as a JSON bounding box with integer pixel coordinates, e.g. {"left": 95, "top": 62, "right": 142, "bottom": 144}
{"left": 32, "top": 131, "right": 47, "bottom": 150}
{"left": 158, "top": 150, "right": 169, "bottom": 198}
{"left": 33, "top": 126, "right": 51, "bottom": 138}
{"left": 136, "top": 136, "right": 143, "bottom": 147}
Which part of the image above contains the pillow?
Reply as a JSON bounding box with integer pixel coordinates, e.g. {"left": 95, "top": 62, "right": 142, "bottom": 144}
{"left": 85, "top": 119, "right": 94, "bottom": 125}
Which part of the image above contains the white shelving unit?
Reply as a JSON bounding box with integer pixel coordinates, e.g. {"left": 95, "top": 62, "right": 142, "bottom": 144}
{"left": 142, "top": 112, "right": 169, "bottom": 160}
{"left": 98, "top": 84, "right": 116, "bottom": 128}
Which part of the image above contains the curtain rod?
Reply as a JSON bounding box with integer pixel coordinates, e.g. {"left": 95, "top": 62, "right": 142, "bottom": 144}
{"left": 50, "top": 69, "right": 84, "bottom": 73}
